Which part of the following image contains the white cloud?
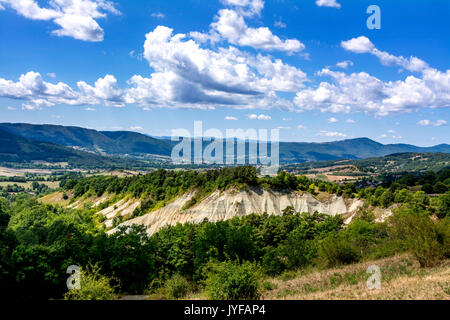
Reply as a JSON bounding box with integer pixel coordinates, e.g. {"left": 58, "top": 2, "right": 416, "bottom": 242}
{"left": 7, "top": 106, "right": 16, "bottom": 110}
{"left": 294, "top": 67, "right": 450, "bottom": 116}
{"left": 418, "top": 119, "right": 447, "bottom": 127}
{"left": 277, "top": 126, "right": 291, "bottom": 130}
{"left": 189, "top": 31, "right": 221, "bottom": 45}
{"left": 388, "top": 129, "right": 396, "bottom": 133}
{"left": 317, "top": 131, "right": 347, "bottom": 138}
{"left": 341, "top": 36, "right": 374, "bottom": 53}
{"left": 135, "top": 25, "right": 305, "bottom": 108}
{"left": 220, "top": 0, "right": 264, "bottom": 17}
{"left": 392, "top": 135, "right": 403, "bottom": 139}
{"left": 378, "top": 134, "right": 388, "bottom": 138}
{"left": 435, "top": 120, "right": 448, "bottom": 126}
{"left": 0, "top": 3, "right": 4, "bottom": 10}
{"left": 248, "top": 113, "right": 271, "bottom": 120}
{"left": 336, "top": 60, "right": 353, "bottom": 69}
{"left": 0, "top": 0, "right": 120, "bottom": 42}
{"left": 328, "top": 117, "right": 338, "bottom": 123}
{"left": 282, "top": 117, "right": 292, "bottom": 121}
{"left": 297, "top": 124, "right": 307, "bottom": 129}
{"left": 130, "top": 126, "right": 144, "bottom": 131}
{"left": 85, "top": 107, "right": 96, "bottom": 111}
{"left": 151, "top": 12, "right": 165, "bottom": 19}
{"left": 211, "top": 9, "right": 304, "bottom": 53}
{"left": 346, "top": 118, "right": 355, "bottom": 123}
{"left": 47, "top": 72, "right": 56, "bottom": 78}
{"left": 342, "top": 36, "right": 429, "bottom": 73}
{"left": 78, "top": 74, "right": 124, "bottom": 106}
{"left": 225, "top": 116, "right": 238, "bottom": 120}
{"left": 274, "top": 18, "right": 286, "bottom": 28}
{"left": 316, "top": 0, "right": 341, "bottom": 9}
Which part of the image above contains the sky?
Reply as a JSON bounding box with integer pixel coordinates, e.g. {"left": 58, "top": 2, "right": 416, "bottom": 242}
{"left": 0, "top": 0, "right": 449, "bottom": 146}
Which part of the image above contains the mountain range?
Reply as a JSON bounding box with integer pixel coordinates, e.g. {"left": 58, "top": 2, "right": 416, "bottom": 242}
{"left": 0, "top": 122, "right": 449, "bottom": 165}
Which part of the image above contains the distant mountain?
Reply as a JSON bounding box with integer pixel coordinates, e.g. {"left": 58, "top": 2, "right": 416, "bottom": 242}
{"left": 279, "top": 138, "right": 450, "bottom": 162}
{"left": 0, "top": 123, "right": 172, "bottom": 156}
{"left": 0, "top": 128, "right": 140, "bottom": 168}
{"left": 0, "top": 123, "right": 449, "bottom": 164}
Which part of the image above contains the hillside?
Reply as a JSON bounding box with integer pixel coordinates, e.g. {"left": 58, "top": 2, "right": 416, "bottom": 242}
{"left": 1, "top": 123, "right": 449, "bottom": 164}
{"left": 0, "top": 123, "right": 172, "bottom": 156}
{"left": 262, "top": 255, "right": 450, "bottom": 300}
{"left": 279, "top": 138, "right": 450, "bottom": 162}
{"left": 0, "top": 128, "right": 144, "bottom": 168}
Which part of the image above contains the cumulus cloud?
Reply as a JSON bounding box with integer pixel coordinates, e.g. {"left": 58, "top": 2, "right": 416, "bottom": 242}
{"left": 294, "top": 67, "right": 450, "bottom": 116}
{"left": 417, "top": 119, "right": 447, "bottom": 127}
{"left": 0, "top": 0, "right": 120, "bottom": 41}
{"left": 220, "top": 0, "right": 264, "bottom": 17}
{"left": 297, "top": 124, "right": 307, "bottom": 129}
{"left": 134, "top": 25, "right": 306, "bottom": 108}
{"left": 225, "top": 116, "right": 238, "bottom": 120}
{"left": 248, "top": 113, "right": 271, "bottom": 120}
{"left": 316, "top": 0, "right": 341, "bottom": 9}
{"left": 211, "top": 9, "right": 304, "bottom": 53}
{"left": 341, "top": 36, "right": 429, "bottom": 73}
{"left": 151, "top": 12, "right": 165, "bottom": 19}
{"left": 328, "top": 117, "right": 338, "bottom": 123}
{"left": 0, "top": 71, "right": 125, "bottom": 109}
{"left": 336, "top": 60, "right": 353, "bottom": 69}
{"left": 274, "top": 18, "right": 286, "bottom": 28}
{"left": 317, "top": 131, "right": 347, "bottom": 138}
{"left": 346, "top": 118, "right": 355, "bottom": 123}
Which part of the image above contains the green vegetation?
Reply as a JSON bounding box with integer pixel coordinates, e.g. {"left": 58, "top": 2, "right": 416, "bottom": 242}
{"left": 64, "top": 265, "right": 117, "bottom": 300}
{"left": 204, "top": 261, "right": 262, "bottom": 300}
{"left": 0, "top": 166, "right": 448, "bottom": 301}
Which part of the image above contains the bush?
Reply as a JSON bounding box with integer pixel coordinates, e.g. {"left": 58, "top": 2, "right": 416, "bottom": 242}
{"left": 318, "top": 235, "right": 360, "bottom": 267}
{"left": 262, "top": 247, "right": 285, "bottom": 276}
{"left": 64, "top": 265, "right": 117, "bottom": 300}
{"left": 163, "top": 274, "right": 191, "bottom": 299}
{"left": 389, "top": 208, "right": 449, "bottom": 267}
{"left": 204, "top": 261, "right": 262, "bottom": 300}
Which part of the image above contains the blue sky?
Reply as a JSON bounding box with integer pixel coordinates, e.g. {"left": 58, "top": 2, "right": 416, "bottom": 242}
{"left": 0, "top": 0, "right": 449, "bottom": 146}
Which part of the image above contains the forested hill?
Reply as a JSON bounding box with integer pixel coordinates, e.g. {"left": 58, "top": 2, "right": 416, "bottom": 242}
{"left": 0, "top": 128, "right": 143, "bottom": 168}
{"left": 0, "top": 123, "right": 173, "bottom": 156}
{"left": 0, "top": 123, "right": 449, "bottom": 163}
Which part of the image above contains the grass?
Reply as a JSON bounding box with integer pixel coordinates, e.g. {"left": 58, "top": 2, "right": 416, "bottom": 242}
{"left": 262, "top": 255, "right": 450, "bottom": 300}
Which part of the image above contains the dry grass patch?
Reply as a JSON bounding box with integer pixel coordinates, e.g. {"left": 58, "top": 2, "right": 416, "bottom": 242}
{"left": 262, "top": 255, "right": 450, "bottom": 300}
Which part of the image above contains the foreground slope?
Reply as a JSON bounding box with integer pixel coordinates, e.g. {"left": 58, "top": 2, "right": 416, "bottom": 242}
{"left": 262, "top": 255, "right": 450, "bottom": 300}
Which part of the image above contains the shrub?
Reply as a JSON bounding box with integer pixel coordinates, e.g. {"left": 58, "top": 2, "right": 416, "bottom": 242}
{"left": 163, "top": 274, "right": 191, "bottom": 299}
{"left": 389, "top": 209, "right": 449, "bottom": 267}
{"left": 64, "top": 265, "right": 117, "bottom": 300}
{"left": 262, "top": 247, "right": 285, "bottom": 276}
{"left": 318, "top": 235, "right": 360, "bottom": 267}
{"left": 204, "top": 261, "right": 262, "bottom": 300}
